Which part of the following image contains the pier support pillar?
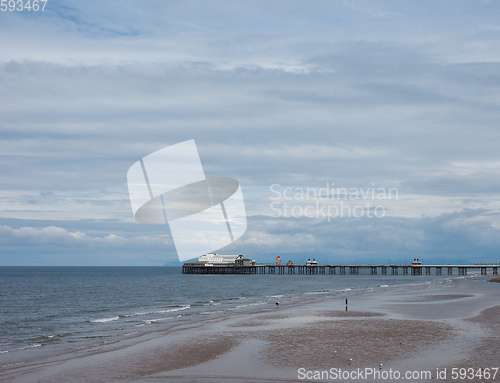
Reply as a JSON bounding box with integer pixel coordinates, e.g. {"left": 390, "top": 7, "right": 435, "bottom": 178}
{"left": 411, "top": 267, "right": 422, "bottom": 275}
{"left": 481, "top": 267, "right": 487, "bottom": 276}
{"left": 493, "top": 267, "right": 498, "bottom": 275}
{"left": 403, "top": 267, "right": 408, "bottom": 275}
{"left": 340, "top": 266, "right": 346, "bottom": 275}
{"left": 425, "top": 267, "right": 431, "bottom": 275}
{"left": 391, "top": 267, "right": 398, "bottom": 275}
{"left": 448, "top": 267, "right": 453, "bottom": 275}
{"left": 436, "top": 267, "right": 442, "bottom": 275}
{"left": 370, "top": 266, "right": 377, "bottom": 275}
{"left": 381, "top": 266, "right": 387, "bottom": 275}
{"left": 329, "top": 266, "right": 336, "bottom": 275}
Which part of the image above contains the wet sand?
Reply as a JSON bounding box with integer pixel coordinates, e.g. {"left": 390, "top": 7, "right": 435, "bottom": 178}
{"left": 1, "top": 279, "right": 498, "bottom": 382}
{"left": 441, "top": 305, "right": 500, "bottom": 382}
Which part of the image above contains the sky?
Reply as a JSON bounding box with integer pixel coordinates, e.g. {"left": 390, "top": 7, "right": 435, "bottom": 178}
{"left": 1, "top": 0, "right": 500, "bottom": 265}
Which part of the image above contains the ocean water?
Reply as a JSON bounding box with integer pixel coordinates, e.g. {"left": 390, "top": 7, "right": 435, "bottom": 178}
{"left": 0, "top": 266, "right": 484, "bottom": 368}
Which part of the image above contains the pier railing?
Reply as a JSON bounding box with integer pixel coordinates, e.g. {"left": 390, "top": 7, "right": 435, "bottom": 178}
{"left": 182, "top": 263, "right": 500, "bottom": 275}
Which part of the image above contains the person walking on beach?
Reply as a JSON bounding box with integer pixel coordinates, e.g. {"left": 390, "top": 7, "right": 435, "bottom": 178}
{"left": 345, "top": 297, "right": 348, "bottom": 311}
{"left": 276, "top": 298, "right": 280, "bottom": 306}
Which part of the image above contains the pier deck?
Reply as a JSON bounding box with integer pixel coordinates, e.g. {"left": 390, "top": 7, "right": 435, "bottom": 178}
{"left": 182, "top": 263, "right": 500, "bottom": 275}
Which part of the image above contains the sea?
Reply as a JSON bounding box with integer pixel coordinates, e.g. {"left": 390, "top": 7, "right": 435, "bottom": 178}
{"left": 0, "top": 266, "right": 487, "bottom": 369}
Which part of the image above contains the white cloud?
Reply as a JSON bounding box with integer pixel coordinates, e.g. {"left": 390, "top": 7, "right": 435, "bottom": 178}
{"left": 0, "top": 225, "right": 169, "bottom": 248}
{"left": 239, "top": 230, "right": 316, "bottom": 249}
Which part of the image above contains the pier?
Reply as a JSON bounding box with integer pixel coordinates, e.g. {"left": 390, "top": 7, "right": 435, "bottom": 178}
{"left": 182, "top": 263, "right": 500, "bottom": 275}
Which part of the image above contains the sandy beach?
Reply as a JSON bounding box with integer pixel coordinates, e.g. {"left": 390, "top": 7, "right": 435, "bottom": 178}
{"left": 1, "top": 278, "right": 498, "bottom": 383}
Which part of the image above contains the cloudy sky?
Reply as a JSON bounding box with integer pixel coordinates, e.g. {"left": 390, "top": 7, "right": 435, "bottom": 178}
{"left": 2, "top": 0, "right": 500, "bottom": 265}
